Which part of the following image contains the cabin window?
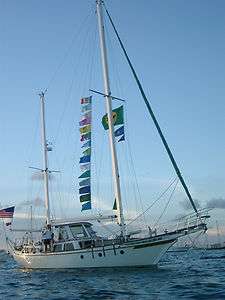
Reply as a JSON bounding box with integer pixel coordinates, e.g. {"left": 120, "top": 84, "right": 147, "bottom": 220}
{"left": 54, "top": 244, "right": 62, "bottom": 252}
{"left": 64, "top": 243, "right": 74, "bottom": 251}
{"left": 58, "top": 227, "right": 69, "bottom": 241}
{"left": 70, "top": 225, "right": 87, "bottom": 238}
{"left": 86, "top": 226, "right": 96, "bottom": 237}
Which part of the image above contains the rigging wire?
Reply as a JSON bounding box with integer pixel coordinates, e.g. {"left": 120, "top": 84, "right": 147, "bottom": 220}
{"left": 186, "top": 230, "right": 205, "bottom": 249}
{"left": 104, "top": 16, "right": 146, "bottom": 227}
{"left": 124, "top": 108, "right": 148, "bottom": 227}
{"left": 45, "top": 8, "right": 95, "bottom": 92}
{"left": 47, "top": 14, "right": 97, "bottom": 214}
{"left": 96, "top": 219, "right": 117, "bottom": 236}
{"left": 104, "top": 21, "right": 131, "bottom": 219}
{"left": 126, "top": 177, "right": 178, "bottom": 227}
{"left": 103, "top": 3, "right": 199, "bottom": 216}
{"left": 50, "top": 155, "right": 66, "bottom": 219}
{"left": 153, "top": 178, "right": 179, "bottom": 228}
{"left": 25, "top": 106, "right": 40, "bottom": 210}
{"left": 94, "top": 133, "right": 105, "bottom": 212}
{"left": 76, "top": 18, "right": 100, "bottom": 211}
{"left": 23, "top": 9, "right": 95, "bottom": 224}
{"left": 52, "top": 16, "right": 96, "bottom": 147}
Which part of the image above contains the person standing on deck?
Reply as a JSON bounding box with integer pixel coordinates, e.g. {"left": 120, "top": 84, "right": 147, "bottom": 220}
{"left": 42, "top": 225, "right": 53, "bottom": 252}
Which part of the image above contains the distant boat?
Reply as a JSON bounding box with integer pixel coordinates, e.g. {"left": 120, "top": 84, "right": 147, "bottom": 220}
{"left": 207, "top": 221, "right": 225, "bottom": 250}
{"left": 7, "top": 0, "right": 208, "bottom": 269}
{"left": 208, "top": 243, "right": 225, "bottom": 250}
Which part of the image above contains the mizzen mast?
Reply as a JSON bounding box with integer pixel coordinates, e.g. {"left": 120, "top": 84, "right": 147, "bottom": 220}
{"left": 96, "top": 0, "right": 125, "bottom": 236}
{"left": 39, "top": 92, "right": 51, "bottom": 225}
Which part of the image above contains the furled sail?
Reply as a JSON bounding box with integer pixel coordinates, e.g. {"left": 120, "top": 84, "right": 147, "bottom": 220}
{"left": 79, "top": 96, "right": 92, "bottom": 211}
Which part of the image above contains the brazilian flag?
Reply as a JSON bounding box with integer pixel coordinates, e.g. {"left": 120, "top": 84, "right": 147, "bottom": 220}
{"left": 102, "top": 106, "right": 124, "bottom": 130}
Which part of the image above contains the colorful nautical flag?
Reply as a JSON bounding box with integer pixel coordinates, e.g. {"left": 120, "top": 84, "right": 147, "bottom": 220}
{"left": 81, "top": 140, "right": 91, "bottom": 148}
{"left": 80, "top": 132, "right": 91, "bottom": 142}
{"left": 80, "top": 194, "right": 91, "bottom": 202}
{"left": 79, "top": 116, "right": 91, "bottom": 127}
{"left": 79, "top": 155, "right": 91, "bottom": 164}
{"left": 79, "top": 186, "right": 91, "bottom": 195}
{"left": 0, "top": 206, "right": 15, "bottom": 218}
{"left": 102, "top": 105, "right": 124, "bottom": 130}
{"left": 80, "top": 163, "right": 90, "bottom": 172}
{"left": 80, "top": 125, "right": 91, "bottom": 134}
{"left": 81, "top": 111, "right": 91, "bottom": 119}
{"left": 79, "top": 178, "right": 91, "bottom": 187}
{"left": 78, "top": 170, "right": 90, "bottom": 179}
{"left": 81, "top": 103, "right": 92, "bottom": 113}
{"left": 82, "top": 148, "right": 91, "bottom": 156}
{"left": 118, "top": 134, "right": 125, "bottom": 142}
{"left": 114, "top": 126, "right": 124, "bottom": 137}
{"left": 81, "top": 97, "right": 92, "bottom": 104}
{"left": 79, "top": 96, "right": 92, "bottom": 211}
{"left": 81, "top": 201, "right": 91, "bottom": 211}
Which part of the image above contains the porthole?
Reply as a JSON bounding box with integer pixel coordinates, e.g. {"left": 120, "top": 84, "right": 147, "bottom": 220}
{"left": 98, "top": 253, "right": 102, "bottom": 257}
{"left": 120, "top": 250, "right": 124, "bottom": 255}
{"left": 80, "top": 255, "right": 84, "bottom": 259}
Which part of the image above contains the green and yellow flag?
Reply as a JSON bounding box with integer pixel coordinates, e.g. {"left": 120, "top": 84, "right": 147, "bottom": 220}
{"left": 82, "top": 147, "right": 91, "bottom": 156}
{"left": 80, "top": 124, "right": 91, "bottom": 134}
{"left": 80, "top": 194, "right": 91, "bottom": 203}
{"left": 102, "top": 106, "right": 124, "bottom": 130}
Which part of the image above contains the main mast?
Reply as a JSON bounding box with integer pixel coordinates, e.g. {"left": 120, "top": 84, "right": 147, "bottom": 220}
{"left": 39, "top": 92, "right": 51, "bottom": 225}
{"left": 96, "top": 0, "right": 125, "bottom": 236}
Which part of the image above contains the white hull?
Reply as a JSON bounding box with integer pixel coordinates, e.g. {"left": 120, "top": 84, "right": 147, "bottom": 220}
{"left": 11, "top": 239, "right": 175, "bottom": 269}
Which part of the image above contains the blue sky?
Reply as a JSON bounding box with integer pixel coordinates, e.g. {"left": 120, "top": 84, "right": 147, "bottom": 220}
{"left": 0, "top": 0, "right": 225, "bottom": 235}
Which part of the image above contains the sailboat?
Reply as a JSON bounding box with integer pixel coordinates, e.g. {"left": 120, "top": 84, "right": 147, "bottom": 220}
{"left": 7, "top": 0, "right": 208, "bottom": 269}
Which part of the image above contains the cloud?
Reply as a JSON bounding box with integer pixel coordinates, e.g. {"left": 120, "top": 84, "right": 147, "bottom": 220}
{"left": 179, "top": 198, "right": 201, "bottom": 211}
{"left": 206, "top": 198, "right": 225, "bottom": 209}
{"left": 31, "top": 172, "right": 55, "bottom": 181}
{"left": 179, "top": 197, "right": 225, "bottom": 211}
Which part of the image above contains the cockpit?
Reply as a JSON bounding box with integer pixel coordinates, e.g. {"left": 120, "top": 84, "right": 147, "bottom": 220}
{"left": 51, "top": 221, "right": 99, "bottom": 252}
{"left": 54, "top": 221, "right": 97, "bottom": 241}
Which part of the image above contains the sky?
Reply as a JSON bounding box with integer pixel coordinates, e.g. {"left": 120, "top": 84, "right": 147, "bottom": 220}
{"left": 0, "top": 0, "right": 225, "bottom": 240}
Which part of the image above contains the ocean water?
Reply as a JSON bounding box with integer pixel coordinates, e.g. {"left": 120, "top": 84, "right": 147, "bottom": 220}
{"left": 0, "top": 250, "right": 225, "bottom": 300}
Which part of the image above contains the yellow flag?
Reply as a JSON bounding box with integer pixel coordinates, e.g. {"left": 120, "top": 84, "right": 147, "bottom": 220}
{"left": 80, "top": 125, "right": 91, "bottom": 134}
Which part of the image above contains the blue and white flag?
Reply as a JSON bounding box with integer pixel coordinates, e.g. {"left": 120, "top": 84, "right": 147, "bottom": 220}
{"left": 79, "top": 186, "right": 91, "bottom": 195}
{"left": 81, "top": 201, "right": 91, "bottom": 211}
{"left": 81, "top": 140, "right": 91, "bottom": 148}
{"left": 81, "top": 103, "right": 92, "bottom": 113}
{"left": 118, "top": 134, "right": 125, "bottom": 142}
{"left": 79, "top": 178, "right": 91, "bottom": 187}
{"left": 79, "top": 155, "right": 91, "bottom": 164}
{"left": 114, "top": 126, "right": 124, "bottom": 137}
